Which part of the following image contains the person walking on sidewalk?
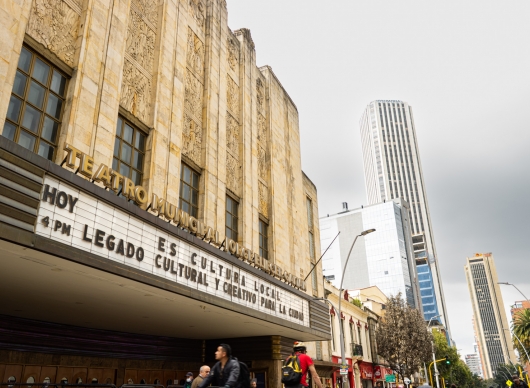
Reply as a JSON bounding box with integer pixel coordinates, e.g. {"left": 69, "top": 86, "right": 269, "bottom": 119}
{"left": 199, "top": 344, "right": 240, "bottom": 388}
{"left": 512, "top": 375, "right": 529, "bottom": 388}
{"left": 192, "top": 366, "right": 210, "bottom": 388}
{"left": 285, "top": 342, "right": 323, "bottom": 388}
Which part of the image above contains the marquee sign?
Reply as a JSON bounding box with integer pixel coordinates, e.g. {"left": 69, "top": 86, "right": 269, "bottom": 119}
{"left": 61, "top": 144, "right": 307, "bottom": 291}
{"left": 35, "top": 175, "right": 310, "bottom": 327}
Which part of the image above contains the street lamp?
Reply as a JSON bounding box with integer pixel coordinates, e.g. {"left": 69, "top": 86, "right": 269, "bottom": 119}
{"left": 334, "top": 228, "right": 376, "bottom": 388}
{"left": 503, "top": 328, "right": 530, "bottom": 364}
{"left": 498, "top": 282, "right": 529, "bottom": 301}
{"left": 428, "top": 315, "right": 442, "bottom": 388}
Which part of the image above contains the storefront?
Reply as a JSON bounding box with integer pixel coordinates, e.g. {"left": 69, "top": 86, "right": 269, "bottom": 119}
{"left": 373, "top": 366, "right": 395, "bottom": 388}
{"left": 0, "top": 139, "right": 331, "bottom": 388}
{"left": 359, "top": 362, "right": 373, "bottom": 388}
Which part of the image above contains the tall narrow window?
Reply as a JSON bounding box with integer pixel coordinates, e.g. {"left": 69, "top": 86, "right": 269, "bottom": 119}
{"left": 3, "top": 46, "right": 68, "bottom": 161}
{"left": 113, "top": 116, "right": 146, "bottom": 186}
{"left": 330, "top": 315, "right": 336, "bottom": 351}
{"left": 180, "top": 164, "right": 200, "bottom": 218}
{"left": 259, "top": 219, "right": 268, "bottom": 259}
{"left": 225, "top": 196, "right": 238, "bottom": 241}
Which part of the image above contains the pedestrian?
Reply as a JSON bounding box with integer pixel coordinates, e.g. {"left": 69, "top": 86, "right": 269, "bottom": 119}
{"left": 250, "top": 379, "right": 257, "bottom": 388}
{"left": 284, "top": 341, "right": 323, "bottom": 388}
{"left": 184, "top": 372, "right": 193, "bottom": 388}
{"left": 192, "top": 366, "right": 211, "bottom": 388}
{"left": 198, "top": 343, "right": 240, "bottom": 388}
{"left": 512, "top": 375, "right": 529, "bottom": 388}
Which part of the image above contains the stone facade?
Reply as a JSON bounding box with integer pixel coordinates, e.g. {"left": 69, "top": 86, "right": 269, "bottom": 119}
{"left": 0, "top": 0, "right": 324, "bottom": 387}
{"left": 0, "top": 0, "right": 322, "bottom": 294}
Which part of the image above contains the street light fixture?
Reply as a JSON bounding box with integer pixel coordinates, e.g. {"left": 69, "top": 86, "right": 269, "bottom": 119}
{"left": 333, "top": 228, "right": 376, "bottom": 388}
{"left": 503, "top": 328, "right": 530, "bottom": 364}
{"left": 498, "top": 282, "right": 529, "bottom": 301}
{"left": 427, "top": 315, "right": 442, "bottom": 388}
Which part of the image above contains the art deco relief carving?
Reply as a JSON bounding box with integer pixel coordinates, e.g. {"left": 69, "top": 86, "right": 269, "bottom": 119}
{"left": 183, "top": 113, "right": 202, "bottom": 165}
{"left": 227, "top": 37, "right": 239, "bottom": 73}
{"left": 131, "top": 0, "right": 158, "bottom": 27}
{"left": 258, "top": 146, "right": 267, "bottom": 180}
{"left": 187, "top": 29, "right": 205, "bottom": 78}
{"left": 120, "top": 59, "right": 152, "bottom": 123}
{"left": 257, "top": 113, "right": 267, "bottom": 144}
{"left": 256, "top": 78, "right": 264, "bottom": 112}
{"left": 183, "top": 27, "right": 204, "bottom": 166}
{"left": 126, "top": 9, "right": 156, "bottom": 74}
{"left": 258, "top": 182, "right": 268, "bottom": 216}
{"left": 26, "top": 0, "right": 81, "bottom": 67}
{"left": 121, "top": 0, "right": 158, "bottom": 124}
{"left": 185, "top": 71, "right": 203, "bottom": 120}
{"left": 226, "top": 153, "right": 241, "bottom": 195}
{"left": 226, "top": 75, "right": 239, "bottom": 118}
{"left": 226, "top": 114, "right": 239, "bottom": 156}
{"left": 189, "top": 0, "right": 205, "bottom": 28}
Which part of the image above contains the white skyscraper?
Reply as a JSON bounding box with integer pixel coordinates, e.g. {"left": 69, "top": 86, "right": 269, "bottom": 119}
{"left": 359, "top": 100, "right": 450, "bottom": 334}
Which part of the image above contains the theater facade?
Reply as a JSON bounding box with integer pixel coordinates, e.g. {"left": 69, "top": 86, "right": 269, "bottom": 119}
{"left": 0, "top": 0, "right": 330, "bottom": 387}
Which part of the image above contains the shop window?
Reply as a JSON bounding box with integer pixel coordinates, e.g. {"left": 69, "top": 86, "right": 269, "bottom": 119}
{"left": 225, "top": 195, "right": 239, "bottom": 241}
{"left": 113, "top": 116, "right": 147, "bottom": 187}
{"left": 3, "top": 45, "right": 68, "bottom": 161}
{"left": 180, "top": 163, "right": 200, "bottom": 218}
{"left": 259, "top": 219, "right": 268, "bottom": 259}
{"left": 91, "top": 378, "right": 98, "bottom": 384}
{"left": 60, "top": 378, "right": 68, "bottom": 385}
{"left": 26, "top": 376, "right": 35, "bottom": 388}
{"left": 43, "top": 378, "right": 51, "bottom": 384}
{"left": 76, "top": 378, "right": 83, "bottom": 384}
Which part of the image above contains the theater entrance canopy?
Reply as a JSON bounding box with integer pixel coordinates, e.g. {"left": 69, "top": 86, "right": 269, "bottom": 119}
{"left": 0, "top": 138, "right": 331, "bottom": 341}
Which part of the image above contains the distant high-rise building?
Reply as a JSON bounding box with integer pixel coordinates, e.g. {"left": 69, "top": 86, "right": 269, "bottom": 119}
{"left": 465, "top": 253, "right": 517, "bottom": 378}
{"left": 359, "top": 100, "right": 450, "bottom": 334}
{"left": 319, "top": 199, "right": 421, "bottom": 308}
{"left": 465, "top": 353, "right": 483, "bottom": 377}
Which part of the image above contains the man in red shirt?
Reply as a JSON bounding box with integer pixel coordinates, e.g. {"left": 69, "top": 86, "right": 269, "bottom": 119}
{"left": 290, "top": 342, "right": 323, "bottom": 388}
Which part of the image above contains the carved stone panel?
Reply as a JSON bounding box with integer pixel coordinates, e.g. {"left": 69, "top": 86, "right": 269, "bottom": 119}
{"left": 226, "top": 153, "right": 241, "bottom": 195}
{"left": 226, "top": 114, "right": 239, "bottom": 157}
{"left": 125, "top": 9, "right": 156, "bottom": 74}
{"left": 121, "top": 0, "right": 158, "bottom": 124}
{"left": 120, "top": 59, "right": 152, "bottom": 123}
{"left": 257, "top": 113, "right": 267, "bottom": 144}
{"left": 189, "top": 0, "right": 205, "bottom": 29}
{"left": 258, "top": 146, "right": 267, "bottom": 181}
{"left": 185, "top": 71, "right": 203, "bottom": 121}
{"left": 256, "top": 78, "right": 265, "bottom": 113}
{"left": 258, "top": 181, "right": 268, "bottom": 216}
{"left": 26, "top": 0, "right": 81, "bottom": 67}
{"left": 227, "top": 36, "right": 239, "bottom": 73}
{"left": 131, "top": 0, "right": 158, "bottom": 27}
{"left": 226, "top": 75, "right": 239, "bottom": 119}
{"left": 183, "top": 113, "right": 202, "bottom": 165}
{"left": 187, "top": 29, "right": 204, "bottom": 78}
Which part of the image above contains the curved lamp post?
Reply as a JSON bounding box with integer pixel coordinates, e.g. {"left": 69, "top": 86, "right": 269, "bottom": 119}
{"left": 498, "top": 282, "right": 529, "bottom": 301}
{"left": 330, "top": 228, "right": 376, "bottom": 388}
{"left": 503, "top": 328, "right": 530, "bottom": 365}
{"left": 427, "top": 315, "right": 442, "bottom": 388}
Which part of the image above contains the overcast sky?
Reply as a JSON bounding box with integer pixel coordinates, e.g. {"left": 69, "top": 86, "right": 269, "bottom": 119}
{"left": 227, "top": 0, "right": 530, "bottom": 357}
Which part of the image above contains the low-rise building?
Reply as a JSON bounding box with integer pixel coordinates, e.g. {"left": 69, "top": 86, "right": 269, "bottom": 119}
{"left": 308, "top": 280, "right": 391, "bottom": 388}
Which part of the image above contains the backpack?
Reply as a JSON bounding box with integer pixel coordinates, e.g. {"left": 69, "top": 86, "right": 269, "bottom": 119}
{"left": 235, "top": 358, "right": 251, "bottom": 388}
{"left": 281, "top": 355, "right": 303, "bottom": 386}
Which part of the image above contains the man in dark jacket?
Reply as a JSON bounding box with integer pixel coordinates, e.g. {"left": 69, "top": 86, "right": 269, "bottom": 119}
{"left": 199, "top": 344, "right": 240, "bottom": 388}
{"left": 512, "top": 375, "right": 529, "bottom": 388}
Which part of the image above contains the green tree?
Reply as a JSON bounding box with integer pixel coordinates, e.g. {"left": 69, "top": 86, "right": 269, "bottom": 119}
{"left": 512, "top": 308, "right": 530, "bottom": 363}
{"left": 431, "top": 330, "right": 478, "bottom": 388}
{"left": 375, "top": 294, "right": 432, "bottom": 382}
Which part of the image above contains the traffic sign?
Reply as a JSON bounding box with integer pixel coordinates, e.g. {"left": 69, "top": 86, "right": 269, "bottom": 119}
{"left": 404, "top": 378, "right": 411, "bottom": 385}
{"left": 340, "top": 368, "right": 348, "bottom": 375}
{"left": 385, "top": 375, "right": 396, "bottom": 383}
{"left": 506, "top": 381, "right": 513, "bottom": 387}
